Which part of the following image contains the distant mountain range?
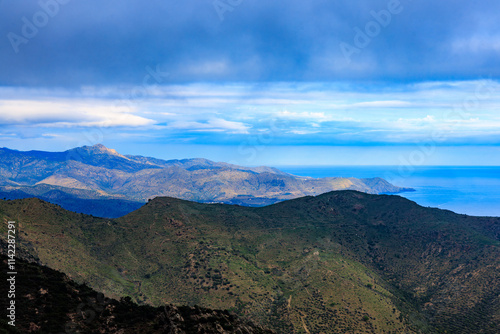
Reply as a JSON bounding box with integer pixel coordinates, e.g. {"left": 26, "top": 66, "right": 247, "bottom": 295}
{"left": 0, "top": 144, "right": 413, "bottom": 217}
{"left": 1, "top": 192, "right": 498, "bottom": 333}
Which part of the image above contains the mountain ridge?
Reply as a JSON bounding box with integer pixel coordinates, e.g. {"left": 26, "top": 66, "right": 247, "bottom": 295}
{"left": 1, "top": 191, "right": 498, "bottom": 333}
{"left": 0, "top": 144, "right": 414, "bottom": 217}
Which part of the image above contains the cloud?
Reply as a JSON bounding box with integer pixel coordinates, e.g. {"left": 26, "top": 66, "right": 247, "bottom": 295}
{"left": 278, "top": 111, "right": 328, "bottom": 120}
{"left": 1, "top": 0, "right": 500, "bottom": 86}
{"left": 289, "top": 129, "right": 321, "bottom": 135}
{"left": 167, "top": 118, "right": 250, "bottom": 134}
{"left": 0, "top": 100, "right": 155, "bottom": 127}
{"left": 1, "top": 79, "right": 500, "bottom": 147}
{"left": 452, "top": 35, "right": 500, "bottom": 53}
{"left": 350, "top": 101, "right": 411, "bottom": 108}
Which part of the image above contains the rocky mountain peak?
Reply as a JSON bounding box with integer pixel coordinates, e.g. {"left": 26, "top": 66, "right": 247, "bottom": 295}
{"left": 68, "top": 144, "right": 129, "bottom": 160}
{"left": 85, "top": 144, "right": 120, "bottom": 155}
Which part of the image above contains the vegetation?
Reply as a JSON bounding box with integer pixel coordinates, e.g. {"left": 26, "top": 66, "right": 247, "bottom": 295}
{"left": 0, "top": 254, "right": 274, "bottom": 333}
{"left": 1, "top": 191, "right": 498, "bottom": 333}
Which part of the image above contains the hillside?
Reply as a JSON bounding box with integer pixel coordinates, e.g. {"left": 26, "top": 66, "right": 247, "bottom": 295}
{"left": 0, "top": 185, "right": 143, "bottom": 218}
{"left": 0, "top": 253, "right": 274, "bottom": 333}
{"left": 0, "top": 145, "right": 413, "bottom": 217}
{"left": 1, "top": 192, "right": 498, "bottom": 333}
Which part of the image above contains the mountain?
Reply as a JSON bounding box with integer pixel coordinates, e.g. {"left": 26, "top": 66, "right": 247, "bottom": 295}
{"left": 0, "top": 185, "right": 144, "bottom": 218}
{"left": 1, "top": 192, "right": 498, "bottom": 333}
{"left": 0, "top": 145, "right": 413, "bottom": 217}
{"left": 0, "top": 253, "right": 274, "bottom": 333}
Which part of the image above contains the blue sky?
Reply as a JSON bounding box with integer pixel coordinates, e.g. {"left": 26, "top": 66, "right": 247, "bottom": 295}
{"left": 1, "top": 0, "right": 499, "bottom": 166}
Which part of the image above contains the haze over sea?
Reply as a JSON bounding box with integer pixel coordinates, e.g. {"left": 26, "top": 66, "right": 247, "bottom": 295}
{"left": 279, "top": 166, "right": 500, "bottom": 217}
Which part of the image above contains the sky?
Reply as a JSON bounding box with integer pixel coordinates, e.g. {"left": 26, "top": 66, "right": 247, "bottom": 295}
{"left": 1, "top": 0, "right": 500, "bottom": 166}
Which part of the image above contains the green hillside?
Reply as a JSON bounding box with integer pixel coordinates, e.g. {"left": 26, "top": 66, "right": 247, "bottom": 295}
{"left": 0, "top": 253, "right": 274, "bottom": 333}
{"left": 1, "top": 192, "right": 498, "bottom": 333}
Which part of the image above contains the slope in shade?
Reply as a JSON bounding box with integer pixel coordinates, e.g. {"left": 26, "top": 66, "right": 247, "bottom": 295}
{"left": 0, "top": 191, "right": 498, "bottom": 333}
{"left": 0, "top": 253, "right": 274, "bottom": 333}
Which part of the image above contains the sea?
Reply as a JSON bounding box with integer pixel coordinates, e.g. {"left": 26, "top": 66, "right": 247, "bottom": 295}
{"left": 277, "top": 166, "right": 500, "bottom": 217}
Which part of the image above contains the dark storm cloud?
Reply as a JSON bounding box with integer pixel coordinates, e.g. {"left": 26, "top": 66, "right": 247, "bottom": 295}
{"left": 1, "top": 0, "right": 499, "bottom": 86}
